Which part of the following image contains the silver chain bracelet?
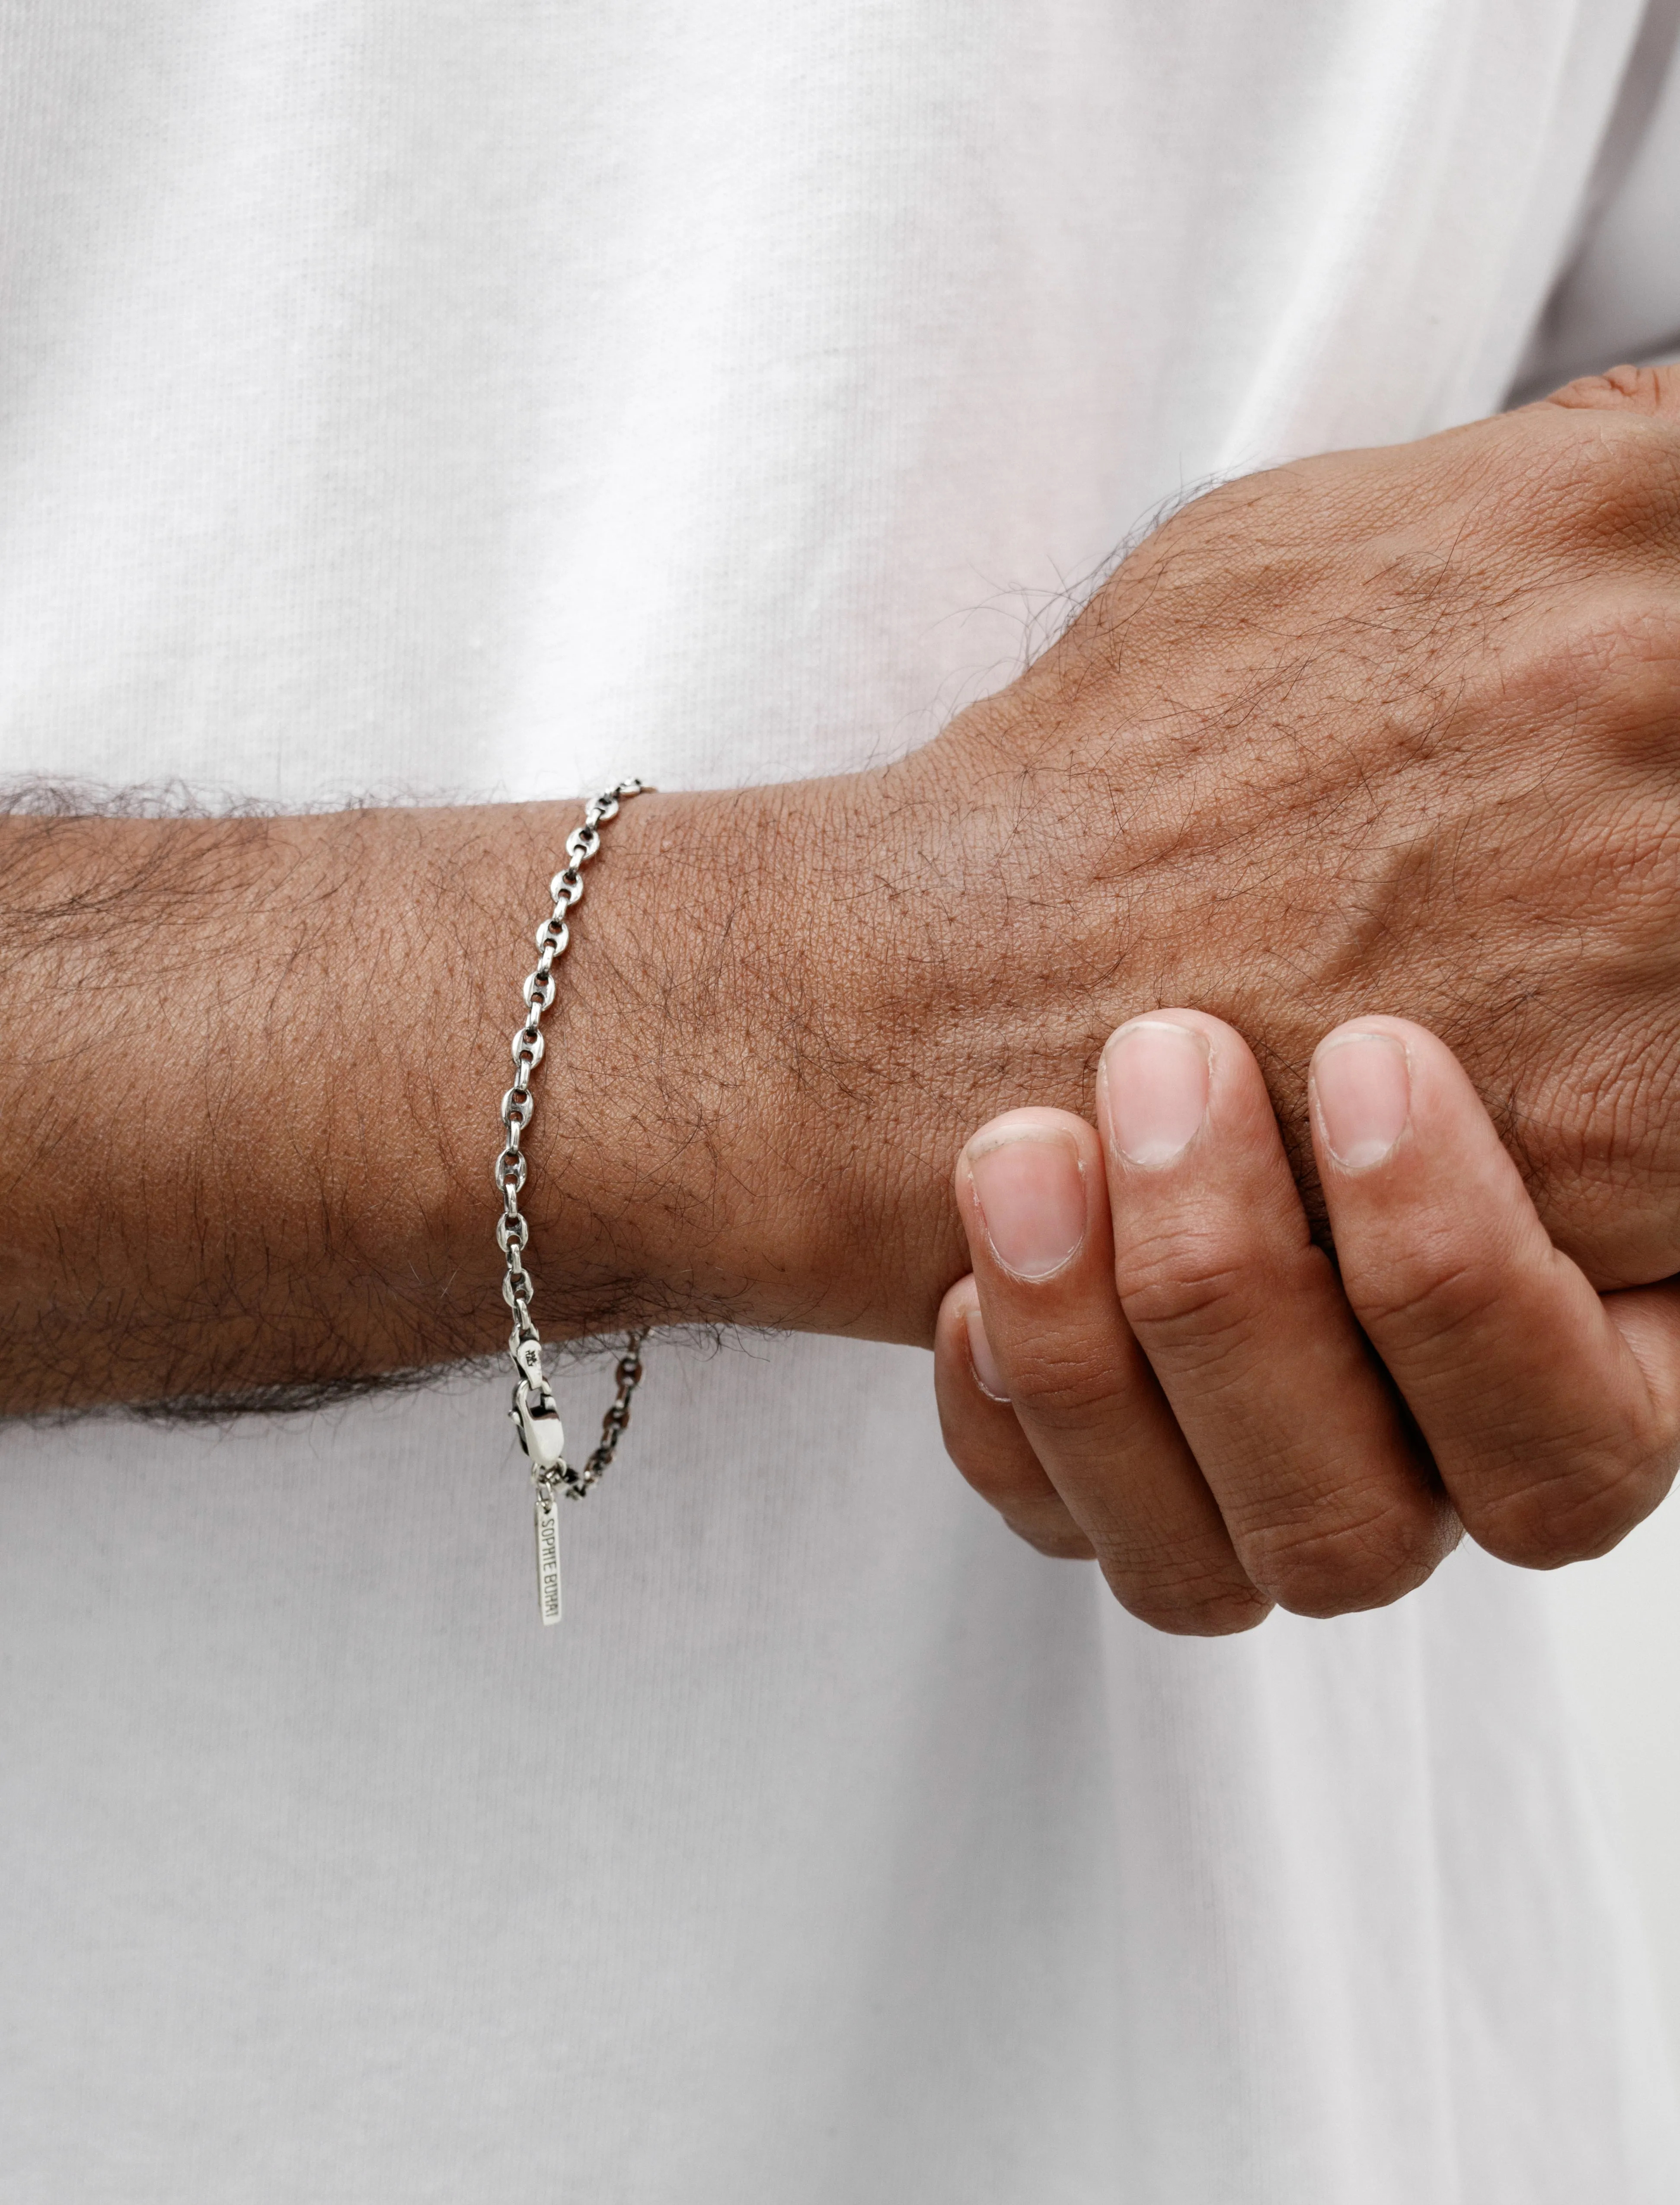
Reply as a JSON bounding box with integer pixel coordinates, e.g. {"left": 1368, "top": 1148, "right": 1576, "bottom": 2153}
{"left": 496, "top": 779, "right": 651, "bottom": 1624}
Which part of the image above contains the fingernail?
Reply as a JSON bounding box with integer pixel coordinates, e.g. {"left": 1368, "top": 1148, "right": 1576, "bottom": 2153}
{"left": 1102, "top": 1019, "right": 1210, "bottom": 1169}
{"left": 1313, "top": 1030, "right": 1411, "bottom": 1170}
{"left": 965, "top": 1127, "right": 1087, "bottom": 1280}
{"left": 965, "top": 1305, "right": 1009, "bottom": 1400}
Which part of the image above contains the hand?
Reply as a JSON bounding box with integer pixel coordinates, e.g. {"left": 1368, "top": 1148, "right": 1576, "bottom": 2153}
{"left": 814, "top": 361, "right": 1680, "bottom": 1339}
{"left": 932, "top": 1012, "right": 1680, "bottom": 1633}
{"left": 7, "top": 365, "right": 1680, "bottom": 1409}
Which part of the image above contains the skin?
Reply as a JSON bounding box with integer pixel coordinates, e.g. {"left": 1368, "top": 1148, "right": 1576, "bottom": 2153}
{"left": 935, "top": 1012, "right": 1680, "bottom": 1633}
{"left": 3, "top": 361, "right": 1680, "bottom": 1573}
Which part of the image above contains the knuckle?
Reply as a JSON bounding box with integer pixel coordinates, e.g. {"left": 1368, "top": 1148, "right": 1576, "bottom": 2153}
{"left": 950, "top": 1447, "right": 1029, "bottom": 1508}
{"left": 1501, "top": 595, "right": 1680, "bottom": 740}
{"left": 1115, "top": 1237, "right": 1262, "bottom": 1372}
{"left": 1237, "top": 1489, "right": 1450, "bottom": 1617}
{"left": 943, "top": 1427, "right": 1046, "bottom": 1517}
{"left": 1085, "top": 1515, "right": 1272, "bottom": 1636}
{"left": 1102, "top": 1558, "right": 1272, "bottom": 1638}
{"left": 1477, "top": 671, "right": 1680, "bottom": 938}
{"left": 938, "top": 1418, "right": 1034, "bottom": 1512}
{"left": 1544, "top": 363, "right": 1680, "bottom": 423}
{"left": 1528, "top": 1014, "right": 1680, "bottom": 1213}
{"left": 1524, "top": 407, "right": 1680, "bottom": 546}
{"left": 1345, "top": 1248, "right": 1503, "bottom": 1360}
{"left": 1003, "top": 1335, "right": 1138, "bottom": 1428}
{"left": 1459, "top": 1432, "right": 1676, "bottom": 1568}
{"left": 1004, "top": 1510, "right": 1096, "bottom": 1562}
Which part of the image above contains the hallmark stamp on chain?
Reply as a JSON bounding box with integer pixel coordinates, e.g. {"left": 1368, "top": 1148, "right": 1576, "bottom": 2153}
{"left": 534, "top": 1489, "right": 562, "bottom": 1626}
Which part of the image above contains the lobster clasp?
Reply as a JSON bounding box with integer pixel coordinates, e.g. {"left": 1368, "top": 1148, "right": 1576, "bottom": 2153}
{"left": 511, "top": 1380, "right": 567, "bottom": 1475}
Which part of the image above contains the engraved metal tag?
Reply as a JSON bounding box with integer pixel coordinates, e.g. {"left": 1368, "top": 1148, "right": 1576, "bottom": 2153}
{"left": 534, "top": 1489, "right": 562, "bottom": 1625}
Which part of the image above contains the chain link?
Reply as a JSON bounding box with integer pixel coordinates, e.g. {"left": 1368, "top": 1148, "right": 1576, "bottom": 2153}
{"left": 501, "top": 780, "right": 650, "bottom": 1508}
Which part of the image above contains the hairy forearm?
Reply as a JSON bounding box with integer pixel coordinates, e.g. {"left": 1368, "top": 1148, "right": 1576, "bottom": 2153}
{"left": 20, "top": 377, "right": 1680, "bottom": 1415}
{"left": 0, "top": 783, "right": 918, "bottom": 1412}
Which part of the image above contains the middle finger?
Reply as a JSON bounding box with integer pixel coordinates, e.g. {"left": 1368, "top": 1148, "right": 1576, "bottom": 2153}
{"left": 1096, "top": 1012, "right": 1460, "bottom": 1615}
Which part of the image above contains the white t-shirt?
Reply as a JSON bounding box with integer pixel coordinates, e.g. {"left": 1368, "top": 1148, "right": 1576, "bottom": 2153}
{"left": 3, "top": 5, "right": 1680, "bottom": 2198}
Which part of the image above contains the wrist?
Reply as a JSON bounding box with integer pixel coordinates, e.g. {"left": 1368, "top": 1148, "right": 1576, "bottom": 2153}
{"left": 473, "top": 779, "right": 858, "bottom": 1342}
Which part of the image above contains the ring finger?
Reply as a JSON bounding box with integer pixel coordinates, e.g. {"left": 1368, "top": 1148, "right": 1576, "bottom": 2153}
{"left": 1096, "top": 1012, "right": 1459, "bottom": 1616}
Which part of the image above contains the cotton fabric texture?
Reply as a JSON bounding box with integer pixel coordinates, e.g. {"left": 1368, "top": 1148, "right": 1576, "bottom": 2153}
{"left": 3, "top": 4, "right": 1680, "bottom": 2199}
